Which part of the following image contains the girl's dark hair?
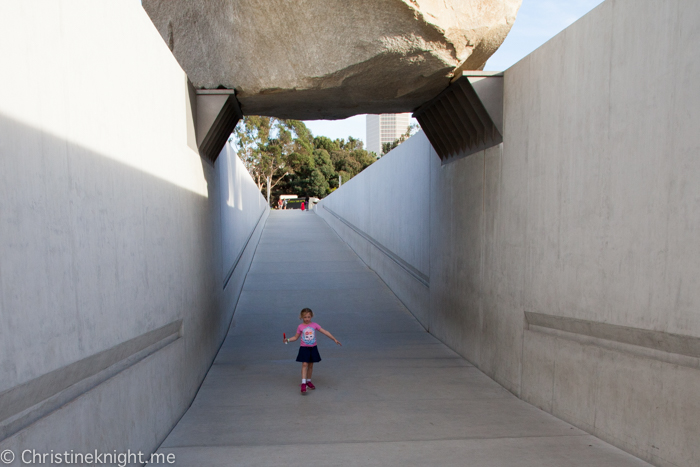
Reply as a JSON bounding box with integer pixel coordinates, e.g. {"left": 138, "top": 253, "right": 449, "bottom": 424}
{"left": 300, "top": 307, "right": 314, "bottom": 318}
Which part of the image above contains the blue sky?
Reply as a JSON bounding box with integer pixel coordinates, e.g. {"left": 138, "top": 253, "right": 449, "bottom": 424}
{"left": 303, "top": 0, "right": 606, "bottom": 145}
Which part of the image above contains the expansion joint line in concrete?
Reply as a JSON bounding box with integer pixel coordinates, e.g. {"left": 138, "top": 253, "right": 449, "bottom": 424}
{"left": 163, "top": 432, "right": 590, "bottom": 450}
{"left": 0, "top": 320, "right": 183, "bottom": 442}
{"left": 321, "top": 205, "right": 429, "bottom": 287}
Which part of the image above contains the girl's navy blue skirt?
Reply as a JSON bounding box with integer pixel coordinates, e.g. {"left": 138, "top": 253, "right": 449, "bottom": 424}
{"left": 296, "top": 345, "right": 321, "bottom": 363}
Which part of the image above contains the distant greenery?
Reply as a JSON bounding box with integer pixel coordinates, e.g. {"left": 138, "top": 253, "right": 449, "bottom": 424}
{"left": 381, "top": 123, "right": 419, "bottom": 156}
{"left": 231, "top": 116, "right": 376, "bottom": 205}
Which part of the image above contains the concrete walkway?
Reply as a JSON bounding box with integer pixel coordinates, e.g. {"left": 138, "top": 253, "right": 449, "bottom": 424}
{"left": 157, "top": 211, "right": 650, "bottom": 466}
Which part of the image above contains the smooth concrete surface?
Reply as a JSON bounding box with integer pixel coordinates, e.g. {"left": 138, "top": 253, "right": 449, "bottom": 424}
{"left": 318, "top": 134, "right": 433, "bottom": 328}
{"left": 317, "top": 1, "right": 700, "bottom": 465}
{"left": 155, "top": 211, "right": 649, "bottom": 466}
{"left": 0, "top": 1, "right": 266, "bottom": 462}
{"left": 499, "top": 2, "right": 700, "bottom": 465}
{"left": 218, "top": 142, "right": 269, "bottom": 287}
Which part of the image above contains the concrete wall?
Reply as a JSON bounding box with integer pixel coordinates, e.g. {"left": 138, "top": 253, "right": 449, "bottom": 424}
{"left": 218, "top": 142, "right": 269, "bottom": 291}
{"left": 318, "top": 134, "right": 432, "bottom": 326}
{"left": 505, "top": 3, "right": 700, "bottom": 465}
{"left": 318, "top": 1, "right": 700, "bottom": 466}
{"left": 0, "top": 2, "right": 267, "bottom": 463}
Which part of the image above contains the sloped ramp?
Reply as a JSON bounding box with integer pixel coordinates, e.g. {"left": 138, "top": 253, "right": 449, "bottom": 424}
{"left": 155, "top": 211, "right": 649, "bottom": 467}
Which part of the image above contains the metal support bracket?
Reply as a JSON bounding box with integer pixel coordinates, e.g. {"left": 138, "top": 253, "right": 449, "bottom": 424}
{"left": 194, "top": 89, "right": 242, "bottom": 163}
{"left": 413, "top": 72, "right": 503, "bottom": 164}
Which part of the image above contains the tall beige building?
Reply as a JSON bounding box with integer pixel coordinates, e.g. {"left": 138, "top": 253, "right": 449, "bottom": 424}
{"left": 366, "top": 113, "right": 412, "bottom": 156}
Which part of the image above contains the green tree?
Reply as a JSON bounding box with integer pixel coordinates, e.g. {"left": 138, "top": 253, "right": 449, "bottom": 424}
{"left": 232, "top": 117, "right": 312, "bottom": 205}
{"left": 232, "top": 116, "right": 271, "bottom": 191}
{"left": 381, "top": 123, "right": 419, "bottom": 156}
{"left": 233, "top": 118, "right": 376, "bottom": 202}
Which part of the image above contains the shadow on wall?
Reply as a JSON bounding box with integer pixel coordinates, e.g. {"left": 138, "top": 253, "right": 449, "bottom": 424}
{"left": 217, "top": 143, "right": 269, "bottom": 289}
{"left": 0, "top": 113, "right": 241, "bottom": 458}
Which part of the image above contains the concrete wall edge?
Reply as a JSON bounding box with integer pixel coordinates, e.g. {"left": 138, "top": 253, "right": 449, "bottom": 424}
{"left": 316, "top": 207, "right": 430, "bottom": 330}
{"left": 0, "top": 320, "right": 182, "bottom": 442}
{"left": 321, "top": 205, "right": 429, "bottom": 286}
{"left": 223, "top": 206, "right": 269, "bottom": 289}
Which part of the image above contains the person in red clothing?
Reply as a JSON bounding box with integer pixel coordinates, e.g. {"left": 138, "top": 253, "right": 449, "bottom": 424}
{"left": 284, "top": 308, "right": 341, "bottom": 395}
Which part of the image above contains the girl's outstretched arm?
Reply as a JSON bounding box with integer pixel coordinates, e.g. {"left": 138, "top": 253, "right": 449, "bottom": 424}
{"left": 285, "top": 332, "right": 301, "bottom": 344}
{"left": 318, "top": 328, "right": 341, "bottom": 346}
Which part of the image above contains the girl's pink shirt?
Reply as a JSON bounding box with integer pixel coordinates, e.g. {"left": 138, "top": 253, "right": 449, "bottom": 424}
{"left": 297, "top": 322, "right": 321, "bottom": 347}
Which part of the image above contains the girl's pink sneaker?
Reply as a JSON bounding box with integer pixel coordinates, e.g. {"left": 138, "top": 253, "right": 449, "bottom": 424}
{"left": 300, "top": 383, "right": 307, "bottom": 395}
{"left": 306, "top": 381, "right": 316, "bottom": 390}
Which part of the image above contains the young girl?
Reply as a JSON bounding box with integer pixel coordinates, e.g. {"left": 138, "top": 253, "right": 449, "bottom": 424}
{"left": 284, "top": 308, "right": 341, "bottom": 395}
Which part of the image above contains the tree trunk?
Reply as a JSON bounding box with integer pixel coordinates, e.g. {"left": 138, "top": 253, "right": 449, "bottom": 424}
{"left": 266, "top": 175, "right": 271, "bottom": 206}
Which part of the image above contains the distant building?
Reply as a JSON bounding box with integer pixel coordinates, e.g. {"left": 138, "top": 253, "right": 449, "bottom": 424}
{"left": 366, "top": 113, "right": 412, "bottom": 156}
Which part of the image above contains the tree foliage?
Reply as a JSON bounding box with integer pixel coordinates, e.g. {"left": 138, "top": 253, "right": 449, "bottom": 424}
{"left": 381, "top": 123, "right": 419, "bottom": 156}
{"left": 231, "top": 117, "right": 376, "bottom": 205}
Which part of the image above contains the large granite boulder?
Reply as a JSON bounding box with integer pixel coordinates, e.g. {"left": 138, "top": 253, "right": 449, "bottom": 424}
{"left": 143, "top": 0, "right": 521, "bottom": 119}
